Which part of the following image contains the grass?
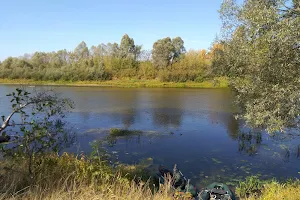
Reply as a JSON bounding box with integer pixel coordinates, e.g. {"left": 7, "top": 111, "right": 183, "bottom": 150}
{"left": 0, "top": 154, "right": 300, "bottom": 200}
{"left": 0, "top": 77, "right": 228, "bottom": 88}
{"left": 109, "top": 128, "right": 142, "bottom": 137}
{"left": 236, "top": 176, "right": 300, "bottom": 200}
{"left": 0, "top": 153, "right": 176, "bottom": 200}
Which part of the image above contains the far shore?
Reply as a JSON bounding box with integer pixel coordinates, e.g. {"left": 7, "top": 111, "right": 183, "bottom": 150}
{"left": 0, "top": 78, "right": 228, "bottom": 88}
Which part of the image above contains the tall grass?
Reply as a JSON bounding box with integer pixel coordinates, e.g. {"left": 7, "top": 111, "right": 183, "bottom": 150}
{"left": 236, "top": 176, "right": 300, "bottom": 200}
{"left": 1, "top": 154, "right": 299, "bottom": 200}
{"left": 0, "top": 154, "right": 177, "bottom": 200}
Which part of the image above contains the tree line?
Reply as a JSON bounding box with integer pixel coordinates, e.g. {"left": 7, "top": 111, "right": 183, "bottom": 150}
{"left": 0, "top": 34, "right": 219, "bottom": 82}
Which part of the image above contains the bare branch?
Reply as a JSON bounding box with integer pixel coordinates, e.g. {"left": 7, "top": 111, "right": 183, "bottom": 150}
{"left": 0, "top": 102, "right": 30, "bottom": 133}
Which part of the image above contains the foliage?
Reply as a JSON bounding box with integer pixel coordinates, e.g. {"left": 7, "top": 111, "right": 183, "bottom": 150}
{"left": 109, "top": 128, "right": 142, "bottom": 137}
{"left": 0, "top": 88, "right": 74, "bottom": 173}
{"left": 236, "top": 176, "right": 265, "bottom": 198}
{"left": 119, "top": 34, "right": 142, "bottom": 60}
{"left": 152, "top": 37, "right": 186, "bottom": 69}
{"left": 236, "top": 177, "right": 300, "bottom": 200}
{"left": 152, "top": 37, "right": 175, "bottom": 69}
{"left": 214, "top": 0, "right": 300, "bottom": 132}
{"left": 0, "top": 153, "right": 178, "bottom": 200}
{"left": 0, "top": 34, "right": 212, "bottom": 83}
{"left": 254, "top": 179, "right": 300, "bottom": 200}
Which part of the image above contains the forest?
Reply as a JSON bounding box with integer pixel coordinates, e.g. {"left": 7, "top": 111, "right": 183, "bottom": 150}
{"left": 0, "top": 34, "right": 219, "bottom": 83}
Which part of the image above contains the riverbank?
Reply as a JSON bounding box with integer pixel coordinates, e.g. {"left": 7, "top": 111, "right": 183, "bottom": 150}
{"left": 0, "top": 77, "right": 228, "bottom": 88}
{"left": 0, "top": 154, "right": 299, "bottom": 200}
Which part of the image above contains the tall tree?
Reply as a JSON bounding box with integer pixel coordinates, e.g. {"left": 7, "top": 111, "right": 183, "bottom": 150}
{"left": 171, "top": 37, "right": 186, "bottom": 63}
{"left": 152, "top": 37, "right": 185, "bottom": 69}
{"left": 216, "top": 0, "right": 300, "bottom": 132}
{"left": 119, "top": 34, "right": 142, "bottom": 60}
{"left": 74, "top": 41, "right": 89, "bottom": 60}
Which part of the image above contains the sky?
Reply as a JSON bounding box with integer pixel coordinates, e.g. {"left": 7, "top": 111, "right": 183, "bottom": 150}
{"left": 0, "top": 0, "right": 223, "bottom": 61}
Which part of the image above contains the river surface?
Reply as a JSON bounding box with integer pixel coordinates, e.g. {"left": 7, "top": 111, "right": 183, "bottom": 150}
{"left": 0, "top": 85, "right": 299, "bottom": 187}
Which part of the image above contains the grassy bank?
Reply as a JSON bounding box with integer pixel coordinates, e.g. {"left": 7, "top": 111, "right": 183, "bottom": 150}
{"left": 0, "top": 77, "right": 228, "bottom": 88}
{"left": 1, "top": 154, "right": 299, "bottom": 200}
{"left": 0, "top": 154, "right": 176, "bottom": 200}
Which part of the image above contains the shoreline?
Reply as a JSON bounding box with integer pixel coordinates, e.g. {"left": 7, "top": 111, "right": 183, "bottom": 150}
{"left": 0, "top": 77, "right": 228, "bottom": 88}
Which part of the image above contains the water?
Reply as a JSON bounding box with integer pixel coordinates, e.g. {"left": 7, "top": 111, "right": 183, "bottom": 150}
{"left": 0, "top": 85, "right": 299, "bottom": 187}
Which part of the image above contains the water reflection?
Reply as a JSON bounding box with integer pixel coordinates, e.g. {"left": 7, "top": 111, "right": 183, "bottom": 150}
{"left": 150, "top": 90, "right": 183, "bottom": 128}
{"left": 1, "top": 85, "right": 300, "bottom": 186}
{"left": 238, "top": 131, "right": 262, "bottom": 156}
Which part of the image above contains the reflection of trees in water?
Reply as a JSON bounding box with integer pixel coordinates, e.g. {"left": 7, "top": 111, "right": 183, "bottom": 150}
{"left": 79, "top": 112, "right": 91, "bottom": 122}
{"left": 238, "top": 131, "right": 262, "bottom": 156}
{"left": 237, "top": 130, "right": 300, "bottom": 161}
{"left": 122, "top": 110, "right": 136, "bottom": 129}
{"left": 105, "top": 134, "right": 141, "bottom": 147}
{"left": 152, "top": 108, "right": 182, "bottom": 128}
{"left": 74, "top": 89, "right": 140, "bottom": 129}
{"left": 226, "top": 115, "right": 240, "bottom": 140}
{"left": 114, "top": 91, "right": 139, "bottom": 129}
{"left": 150, "top": 91, "right": 183, "bottom": 128}
{"left": 267, "top": 132, "right": 300, "bottom": 162}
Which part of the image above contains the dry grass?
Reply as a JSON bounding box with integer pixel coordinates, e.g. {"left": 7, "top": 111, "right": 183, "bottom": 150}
{"left": 0, "top": 77, "right": 228, "bottom": 88}
{"left": 245, "top": 181, "right": 300, "bottom": 200}
{"left": 236, "top": 176, "right": 300, "bottom": 200}
{"left": 0, "top": 154, "right": 182, "bottom": 200}
{"left": 0, "top": 179, "right": 176, "bottom": 200}
{"left": 1, "top": 154, "right": 299, "bottom": 200}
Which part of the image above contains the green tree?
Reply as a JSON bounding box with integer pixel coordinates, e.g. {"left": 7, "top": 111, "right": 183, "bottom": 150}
{"left": 74, "top": 41, "right": 89, "bottom": 60}
{"left": 119, "top": 34, "right": 141, "bottom": 60}
{"left": 216, "top": 0, "right": 300, "bottom": 132}
{"left": 171, "top": 37, "right": 186, "bottom": 63}
{"left": 0, "top": 88, "right": 74, "bottom": 173}
{"left": 152, "top": 37, "right": 185, "bottom": 69}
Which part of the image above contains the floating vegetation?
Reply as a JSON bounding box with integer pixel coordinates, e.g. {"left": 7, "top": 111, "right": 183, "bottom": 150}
{"left": 109, "top": 128, "right": 142, "bottom": 137}
{"left": 211, "top": 158, "right": 222, "bottom": 164}
{"left": 139, "top": 157, "right": 154, "bottom": 167}
{"left": 279, "top": 144, "right": 288, "bottom": 150}
{"left": 262, "top": 144, "right": 271, "bottom": 151}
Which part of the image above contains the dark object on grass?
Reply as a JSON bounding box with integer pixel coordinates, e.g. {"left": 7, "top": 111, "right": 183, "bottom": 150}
{"left": 0, "top": 135, "right": 10, "bottom": 143}
{"left": 158, "top": 165, "right": 197, "bottom": 197}
{"left": 199, "top": 182, "right": 235, "bottom": 200}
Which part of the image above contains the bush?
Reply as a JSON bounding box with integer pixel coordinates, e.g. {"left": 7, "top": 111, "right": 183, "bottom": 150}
{"left": 236, "top": 176, "right": 266, "bottom": 198}
{"left": 109, "top": 128, "right": 142, "bottom": 137}
{"left": 158, "top": 69, "right": 200, "bottom": 82}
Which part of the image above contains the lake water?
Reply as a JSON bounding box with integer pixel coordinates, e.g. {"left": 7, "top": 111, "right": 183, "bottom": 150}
{"left": 0, "top": 85, "right": 299, "bottom": 187}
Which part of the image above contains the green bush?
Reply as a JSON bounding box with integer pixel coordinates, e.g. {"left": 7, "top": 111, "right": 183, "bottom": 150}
{"left": 236, "top": 176, "right": 265, "bottom": 198}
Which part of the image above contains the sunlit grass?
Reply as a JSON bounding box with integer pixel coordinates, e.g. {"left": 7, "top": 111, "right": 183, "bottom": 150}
{"left": 109, "top": 128, "right": 142, "bottom": 137}
{"left": 236, "top": 176, "right": 300, "bottom": 200}
{"left": 0, "top": 154, "right": 175, "bottom": 200}
{"left": 1, "top": 154, "right": 299, "bottom": 200}
{"left": 0, "top": 77, "right": 228, "bottom": 88}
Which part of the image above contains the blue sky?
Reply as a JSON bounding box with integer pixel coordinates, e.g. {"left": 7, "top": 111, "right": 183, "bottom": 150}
{"left": 0, "top": 0, "right": 223, "bottom": 61}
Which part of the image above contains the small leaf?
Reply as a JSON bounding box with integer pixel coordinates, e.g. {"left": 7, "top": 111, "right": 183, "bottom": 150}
{"left": 16, "top": 88, "right": 22, "bottom": 95}
{"left": 1, "top": 115, "right": 4, "bottom": 122}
